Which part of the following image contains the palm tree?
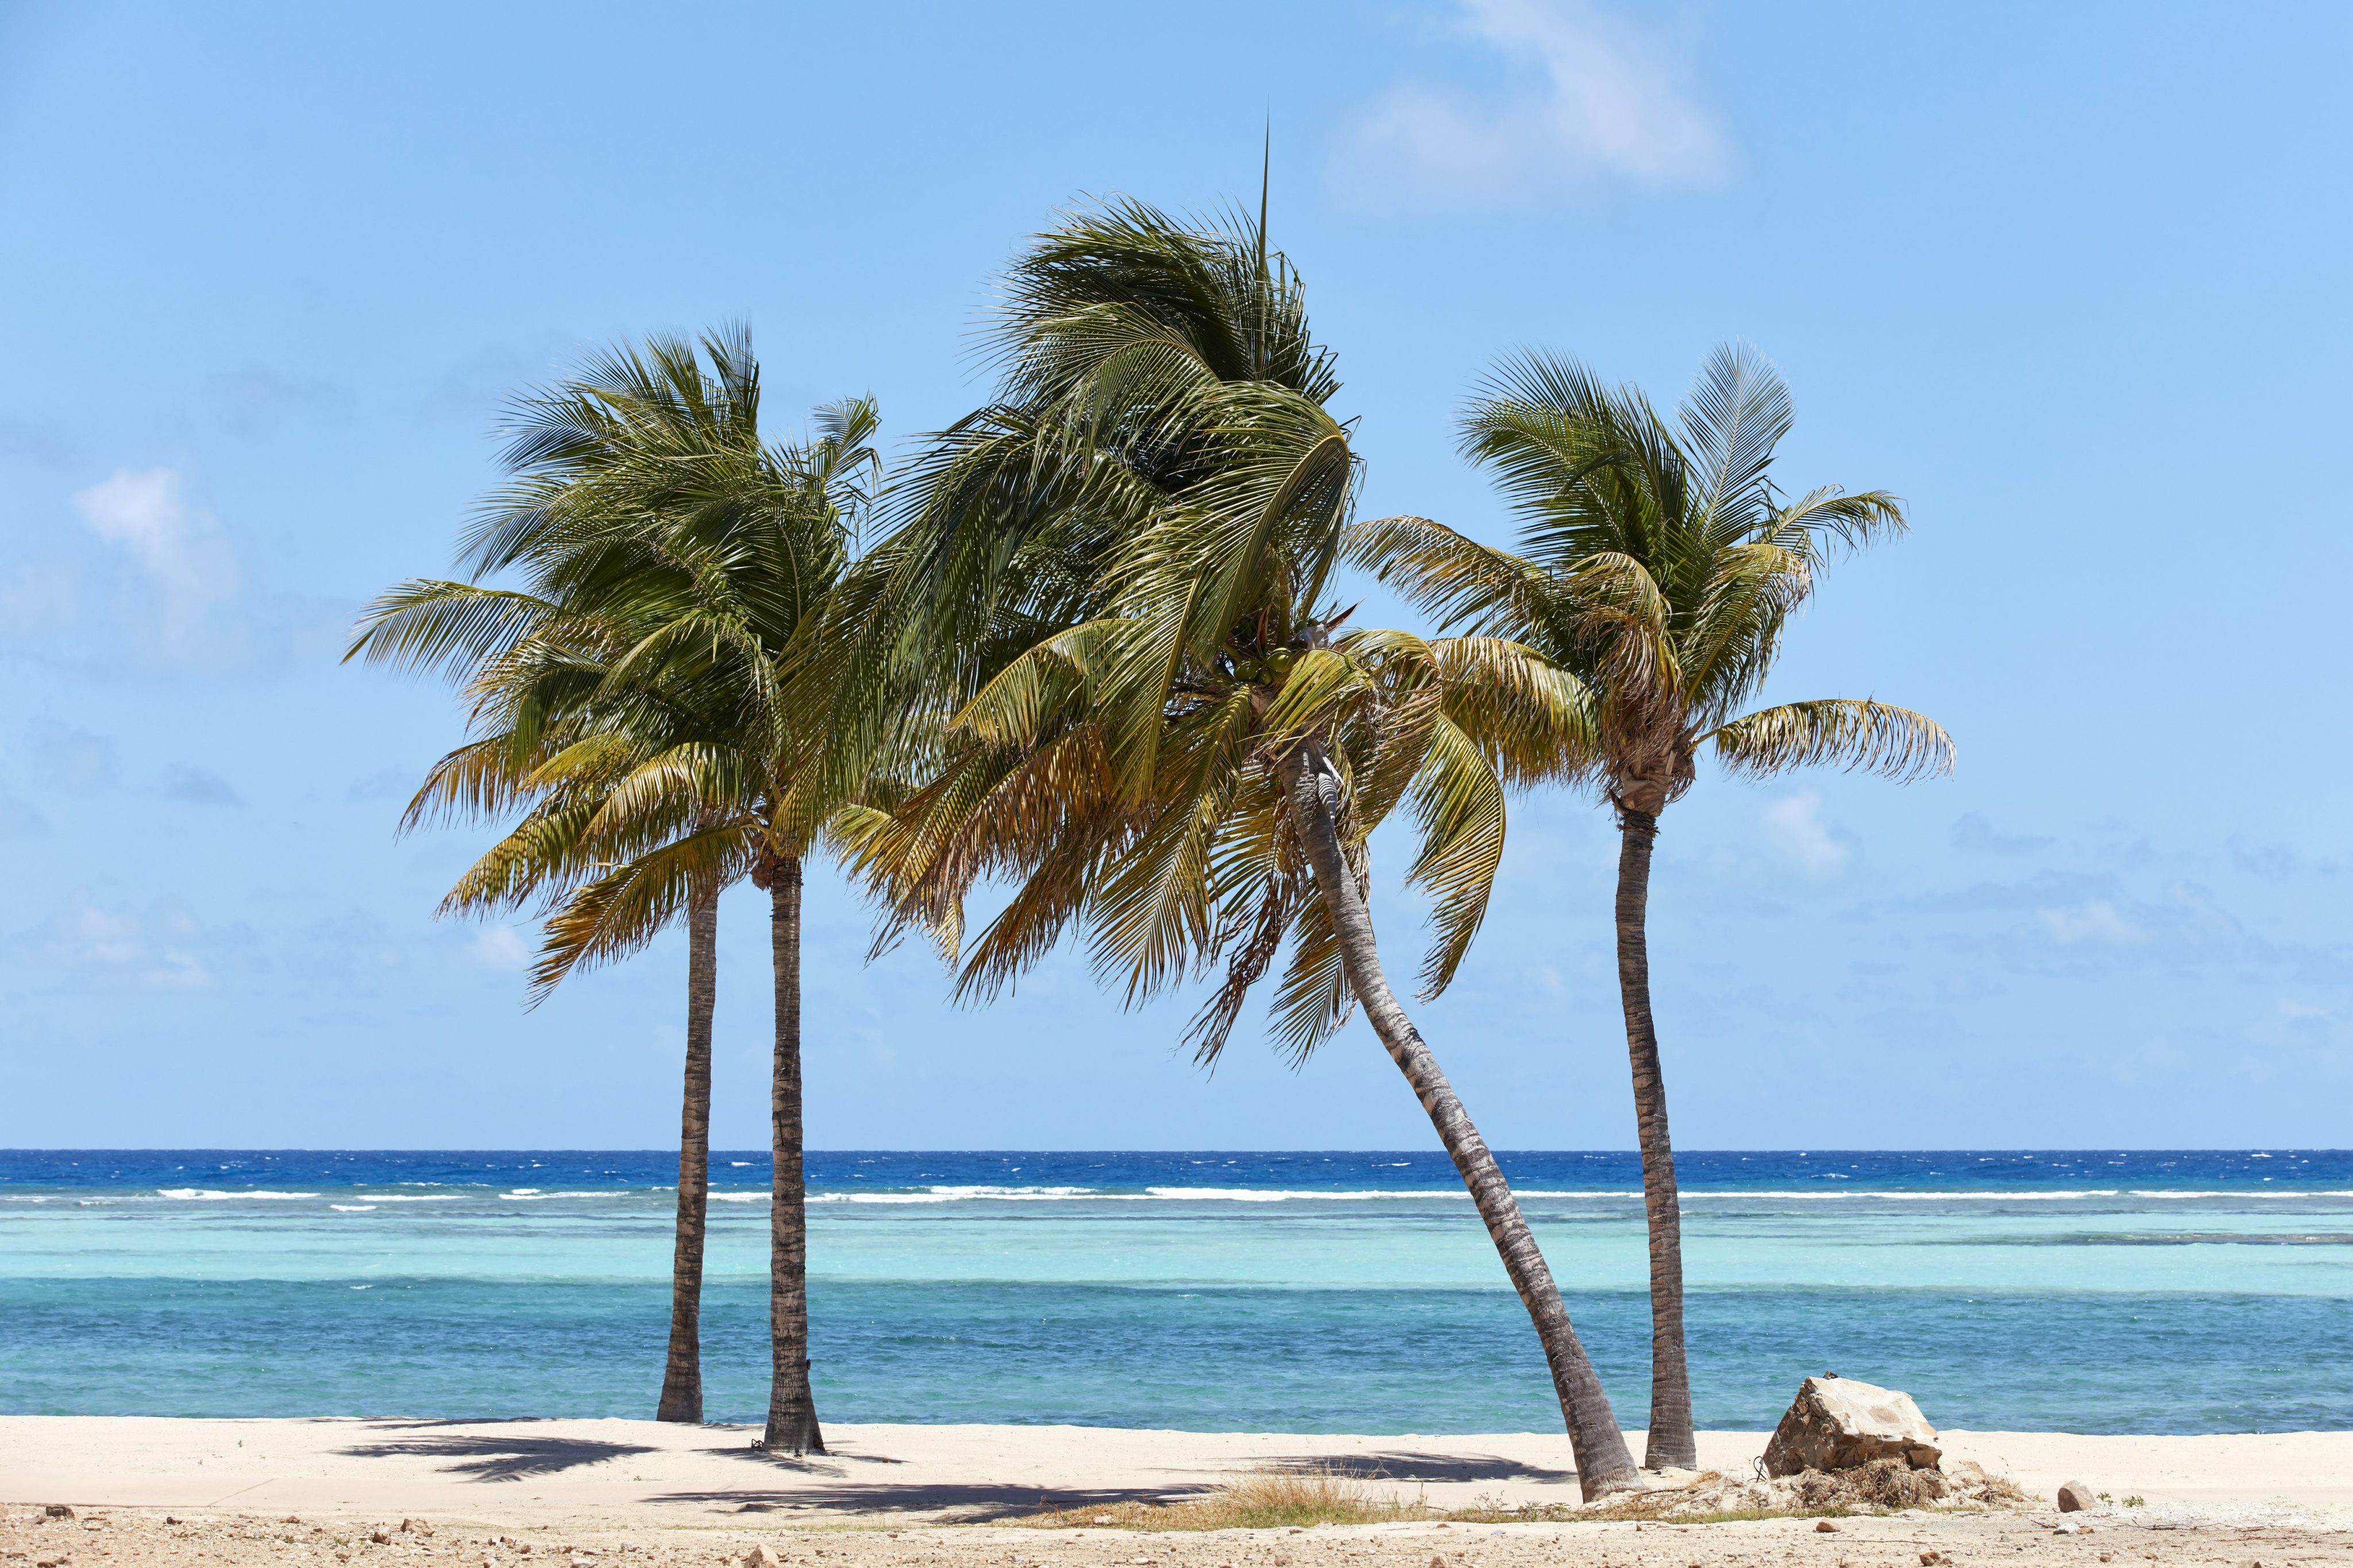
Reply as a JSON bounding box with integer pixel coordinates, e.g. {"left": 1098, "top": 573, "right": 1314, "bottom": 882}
{"left": 834, "top": 200, "right": 1642, "bottom": 1499}
{"left": 357, "top": 617, "right": 749, "bottom": 1428}
{"left": 1353, "top": 344, "right": 1953, "bottom": 1469}
{"left": 349, "top": 330, "right": 880, "bottom": 1452}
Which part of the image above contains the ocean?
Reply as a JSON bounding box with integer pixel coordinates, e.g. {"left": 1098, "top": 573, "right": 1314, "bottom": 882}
{"left": 3, "top": 1149, "right": 2347, "bottom": 1435}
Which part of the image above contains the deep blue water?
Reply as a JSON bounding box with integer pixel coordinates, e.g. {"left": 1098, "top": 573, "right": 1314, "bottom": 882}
{"left": 4, "top": 1149, "right": 2348, "bottom": 1434}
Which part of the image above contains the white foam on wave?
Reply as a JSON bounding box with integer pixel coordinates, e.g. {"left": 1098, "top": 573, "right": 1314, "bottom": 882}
{"left": 331, "top": 1204, "right": 377, "bottom": 1212}
{"left": 808, "top": 1185, "right": 1117, "bottom": 1204}
{"left": 1672, "top": 1188, "right": 2126, "bottom": 1200}
{"left": 2129, "top": 1188, "right": 2353, "bottom": 1199}
{"left": 499, "top": 1190, "right": 634, "bottom": 1200}
{"left": 931, "top": 1184, "right": 1094, "bottom": 1198}
{"left": 350, "top": 1194, "right": 465, "bottom": 1203}
{"left": 743, "top": 1183, "right": 2353, "bottom": 1207}
{"left": 156, "top": 1189, "right": 321, "bottom": 1200}
{"left": 1145, "top": 1187, "right": 1452, "bottom": 1201}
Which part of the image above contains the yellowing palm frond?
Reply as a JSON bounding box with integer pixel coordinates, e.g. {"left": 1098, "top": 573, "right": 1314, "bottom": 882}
{"left": 1706, "top": 699, "right": 1954, "bottom": 783}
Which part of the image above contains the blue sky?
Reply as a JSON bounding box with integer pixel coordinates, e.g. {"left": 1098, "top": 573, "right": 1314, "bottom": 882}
{"left": 1, "top": 1, "right": 2347, "bottom": 1151}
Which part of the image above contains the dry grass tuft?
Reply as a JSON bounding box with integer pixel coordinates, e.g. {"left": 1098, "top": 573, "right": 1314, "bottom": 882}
{"left": 1019, "top": 1470, "right": 1432, "bottom": 1532}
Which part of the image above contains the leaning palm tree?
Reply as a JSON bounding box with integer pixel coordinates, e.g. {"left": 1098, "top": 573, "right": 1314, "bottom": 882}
{"left": 1353, "top": 344, "right": 1953, "bottom": 1469}
{"left": 349, "top": 331, "right": 879, "bottom": 1453}
{"left": 835, "top": 201, "right": 1642, "bottom": 1499}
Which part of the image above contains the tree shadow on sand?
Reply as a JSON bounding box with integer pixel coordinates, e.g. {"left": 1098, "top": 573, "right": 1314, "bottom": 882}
{"left": 649, "top": 1482, "right": 1196, "bottom": 1521}
{"left": 337, "top": 1434, "right": 657, "bottom": 1482}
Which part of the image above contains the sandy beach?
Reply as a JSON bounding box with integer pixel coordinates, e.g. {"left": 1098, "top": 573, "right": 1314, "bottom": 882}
{"left": 6, "top": 1419, "right": 2350, "bottom": 1568}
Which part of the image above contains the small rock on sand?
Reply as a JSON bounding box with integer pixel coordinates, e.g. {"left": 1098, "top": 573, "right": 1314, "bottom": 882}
{"left": 742, "top": 1545, "right": 783, "bottom": 1568}
{"left": 2058, "top": 1481, "right": 2096, "bottom": 1513}
{"left": 1815, "top": 1521, "right": 1840, "bottom": 1533}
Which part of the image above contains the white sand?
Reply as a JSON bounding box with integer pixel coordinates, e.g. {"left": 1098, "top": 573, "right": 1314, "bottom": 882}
{"left": 4, "top": 1418, "right": 2348, "bottom": 1527}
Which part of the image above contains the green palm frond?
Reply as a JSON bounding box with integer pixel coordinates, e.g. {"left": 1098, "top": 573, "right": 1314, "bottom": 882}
{"left": 836, "top": 199, "right": 1534, "bottom": 1062}
{"left": 360, "top": 323, "right": 890, "bottom": 999}
{"left": 1681, "top": 342, "right": 1792, "bottom": 551}
{"left": 346, "top": 581, "right": 572, "bottom": 680}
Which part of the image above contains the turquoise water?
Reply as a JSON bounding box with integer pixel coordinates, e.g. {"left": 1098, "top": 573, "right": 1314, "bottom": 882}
{"left": 3, "top": 1150, "right": 2348, "bottom": 1434}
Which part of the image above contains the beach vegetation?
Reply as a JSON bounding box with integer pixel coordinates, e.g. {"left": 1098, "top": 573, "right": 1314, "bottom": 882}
{"left": 1354, "top": 345, "right": 1951, "bottom": 1467}
{"left": 1020, "top": 1470, "right": 1433, "bottom": 1531}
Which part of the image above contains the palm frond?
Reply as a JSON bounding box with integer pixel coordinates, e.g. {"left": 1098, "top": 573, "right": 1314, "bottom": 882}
{"left": 1705, "top": 699, "right": 1954, "bottom": 783}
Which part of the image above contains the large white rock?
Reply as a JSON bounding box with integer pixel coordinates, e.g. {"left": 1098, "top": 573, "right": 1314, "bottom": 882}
{"left": 1761, "top": 1375, "right": 1942, "bottom": 1476}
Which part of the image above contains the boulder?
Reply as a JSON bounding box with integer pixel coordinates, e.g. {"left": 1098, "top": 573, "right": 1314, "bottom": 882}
{"left": 2057, "top": 1481, "right": 2096, "bottom": 1513}
{"left": 1762, "top": 1376, "right": 1942, "bottom": 1477}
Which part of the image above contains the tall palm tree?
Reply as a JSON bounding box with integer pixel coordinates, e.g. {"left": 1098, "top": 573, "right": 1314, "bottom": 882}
{"left": 358, "top": 619, "right": 750, "bottom": 1427}
{"left": 1354, "top": 344, "right": 1953, "bottom": 1469}
{"left": 349, "top": 331, "right": 879, "bottom": 1452}
{"left": 835, "top": 201, "right": 1642, "bottom": 1499}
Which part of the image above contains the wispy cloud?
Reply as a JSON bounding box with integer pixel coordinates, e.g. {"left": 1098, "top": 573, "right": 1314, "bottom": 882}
{"left": 0, "top": 791, "right": 47, "bottom": 839}
{"left": 70, "top": 466, "right": 246, "bottom": 661}
{"left": 348, "top": 764, "right": 415, "bottom": 803}
{"left": 1334, "top": 0, "right": 1727, "bottom": 213}
{"left": 1951, "top": 812, "right": 2053, "bottom": 856}
{"left": 24, "top": 717, "right": 120, "bottom": 793}
{"left": 32, "top": 465, "right": 348, "bottom": 675}
{"left": 164, "top": 764, "right": 244, "bottom": 807}
{"left": 2038, "top": 899, "right": 2146, "bottom": 946}
{"left": 1762, "top": 789, "right": 1850, "bottom": 878}
{"left": 0, "top": 415, "right": 75, "bottom": 470}
{"left": 472, "top": 925, "right": 532, "bottom": 971}
{"left": 205, "top": 365, "right": 353, "bottom": 441}
{"left": 10, "top": 894, "right": 240, "bottom": 990}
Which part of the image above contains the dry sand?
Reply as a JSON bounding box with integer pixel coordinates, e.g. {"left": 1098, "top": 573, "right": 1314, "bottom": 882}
{"left": 5, "top": 1419, "right": 2348, "bottom": 1568}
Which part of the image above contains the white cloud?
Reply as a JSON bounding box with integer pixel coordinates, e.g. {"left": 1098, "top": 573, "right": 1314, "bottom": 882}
{"left": 1335, "top": 0, "right": 1727, "bottom": 212}
{"left": 1762, "top": 789, "right": 1850, "bottom": 878}
{"left": 472, "top": 925, "right": 531, "bottom": 971}
{"left": 70, "top": 466, "right": 246, "bottom": 660}
{"left": 15, "top": 894, "right": 228, "bottom": 989}
{"left": 2038, "top": 900, "right": 2146, "bottom": 946}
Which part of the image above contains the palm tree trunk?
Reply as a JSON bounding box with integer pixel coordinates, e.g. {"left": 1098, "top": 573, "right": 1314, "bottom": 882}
{"left": 1614, "top": 807, "right": 1694, "bottom": 1470}
{"left": 762, "top": 853, "right": 825, "bottom": 1454}
{"left": 655, "top": 880, "right": 720, "bottom": 1423}
{"left": 1283, "top": 744, "right": 1638, "bottom": 1501}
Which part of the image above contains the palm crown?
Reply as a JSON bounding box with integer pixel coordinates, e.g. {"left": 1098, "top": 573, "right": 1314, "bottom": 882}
{"left": 1357, "top": 344, "right": 1951, "bottom": 813}
{"left": 840, "top": 200, "right": 1581, "bottom": 1061}
{"left": 352, "top": 329, "right": 881, "bottom": 985}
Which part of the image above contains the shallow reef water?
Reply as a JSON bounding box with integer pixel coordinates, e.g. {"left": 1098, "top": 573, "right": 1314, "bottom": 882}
{"left": 3, "top": 1148, "right": 2347, "bottom": 1432}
